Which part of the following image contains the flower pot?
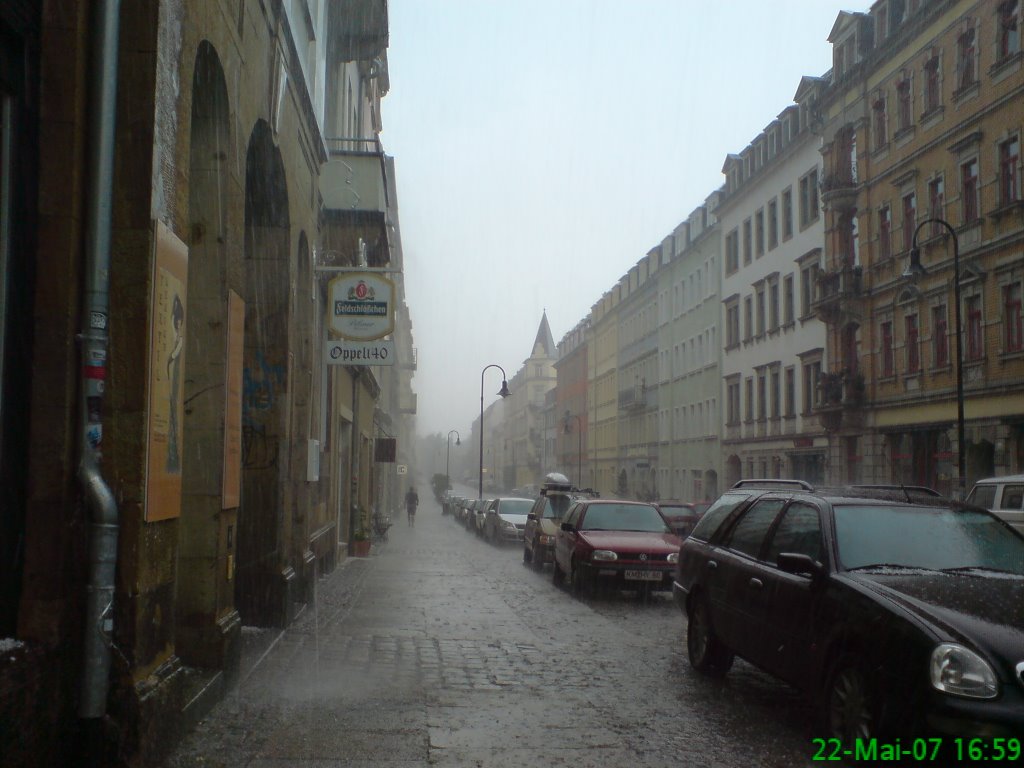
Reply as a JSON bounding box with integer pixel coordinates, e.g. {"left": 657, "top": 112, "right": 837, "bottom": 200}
{"left": 352, "top": 539, "right": 371, "bottom": 557}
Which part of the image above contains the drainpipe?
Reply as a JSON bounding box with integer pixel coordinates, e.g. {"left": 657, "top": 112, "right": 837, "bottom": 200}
{"left": 78, "top": 0, "right": 122, "bottom": 720}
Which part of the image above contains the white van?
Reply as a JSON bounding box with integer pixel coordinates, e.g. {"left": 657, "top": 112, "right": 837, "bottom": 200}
{"left": 966, "top": 474, "right": 1024, "bottom": 535}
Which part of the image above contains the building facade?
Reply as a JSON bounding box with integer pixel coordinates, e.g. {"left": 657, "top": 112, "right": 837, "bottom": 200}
{"left": 657, "top": 198, "right": 723, "bottom": 502}
{"left": 0, "top": 1, "right": 415, "bottom": 765}
{"left": 718, "top": 91, "right": 830, "bottom": 487}
{"left": 818, "top": 0, "right": 1024, "bottom": 491}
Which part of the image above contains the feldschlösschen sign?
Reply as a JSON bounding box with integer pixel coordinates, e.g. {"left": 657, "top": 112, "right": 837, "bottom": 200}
{"left": 327, "top": 273, "right": 395, "bottom": 340}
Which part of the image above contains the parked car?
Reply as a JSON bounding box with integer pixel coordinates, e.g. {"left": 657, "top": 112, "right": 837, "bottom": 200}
{"left": 654, "top": 500, "right": 702, "bottom": 539}
{"left": 484, "top": 497, "right": 534, "bottom": 543}
{"left": 552, "top": 498, "right": 681, "bottom": 596}
{"left": 523, "top": 473, "right": 576, "bottom": 568}
{"left": 456, "top": 498, "right": 475, "bottom": 527}
{"left": 967, "top": 474, "right": 1024, "bottom": 535}
{"left": 673, "top": 482, "right": 1024, "bottom": 743}
{"left": 470, "top": 498, "right": 491, "bottom": 534}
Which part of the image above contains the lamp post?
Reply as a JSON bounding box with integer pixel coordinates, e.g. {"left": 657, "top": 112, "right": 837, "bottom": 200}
{"left": 479, "top": 364, "right": 511, "bottom": 498}
{"left": 563, "top": 410, "right": 583, "bottom": 489}
{"left": 904, "top": 217, "right": 965, "bottom": 499}
{"left": 446, "top": 430, "right": 460, "bottom": 492}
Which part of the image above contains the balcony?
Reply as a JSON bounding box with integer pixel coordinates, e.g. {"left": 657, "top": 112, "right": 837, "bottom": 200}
{"left": 618, "top": 384, "right": 650, "bottom": 411}
{"left": 401, "top": 347, "right": 417, "bottom": 371}
{"left": 820, "top": 172, "right": 860, "bottom": 210}
{"left": 398, "top": 393, "right": 417, "bottom": 415}
{"left": 815, "top": 370, "right": 865, "bottom": 433}
{"left": 321, "top": 138, "right": 389, "bottom": 215}
{"left": 329, "top": 0, "right": 388, "bottom": 62}
{"left": 812, "top": 264, "right": 863, "bottom": 323}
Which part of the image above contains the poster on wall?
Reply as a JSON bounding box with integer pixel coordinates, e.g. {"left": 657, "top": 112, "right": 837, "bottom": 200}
{"left": 145, "top": 220, "right": 188, "bottom": 522}
{"left": 222, "top": 290, "right": 244, "bottom": 508}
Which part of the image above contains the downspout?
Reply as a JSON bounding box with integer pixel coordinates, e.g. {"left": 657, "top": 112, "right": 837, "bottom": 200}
{"left": 78, "top": 0, "right": 122, "bottom": 720}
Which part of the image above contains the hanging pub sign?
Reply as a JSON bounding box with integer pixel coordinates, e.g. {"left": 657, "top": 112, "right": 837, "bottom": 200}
{"left": 327, "top": 272, "right": 395, "bottom": 340}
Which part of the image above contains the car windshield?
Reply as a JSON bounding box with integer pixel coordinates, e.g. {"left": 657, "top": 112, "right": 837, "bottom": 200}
{"left": 689, "top": 493, "right": 752, "bottom": 541}
{"left": 834, "top": 505, "right": 1024, "bottom": 574}
{"left": 966, "top": 485, "right": 996, "bottom": 509}
{"left": 580, "top": 504, "right": 669, "bottom": 533}
{"left": 499, "top": 499, "right": 532, "bottom": 515}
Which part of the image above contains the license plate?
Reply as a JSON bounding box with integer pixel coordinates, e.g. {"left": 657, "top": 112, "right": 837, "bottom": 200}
{"left": 624, "top": 570, "right": 663, "bottom": 582}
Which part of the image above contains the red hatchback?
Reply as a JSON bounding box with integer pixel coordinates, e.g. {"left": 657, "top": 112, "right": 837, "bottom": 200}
{"left": 552, "top": 499, "right": 682, "bottom": 596}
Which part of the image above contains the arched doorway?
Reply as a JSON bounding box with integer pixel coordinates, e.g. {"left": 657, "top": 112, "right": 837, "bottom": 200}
{"left": 177, "top": 41, "right": 237, "bottom": 668}
{"left": 238, "top": 119, "right": 291, "bottom": 626}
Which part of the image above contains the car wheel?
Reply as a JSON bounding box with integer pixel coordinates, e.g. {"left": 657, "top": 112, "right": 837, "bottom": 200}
{"left": 824, "top": 657, "right": 877, "bottom": 743}
{"left": 552, "top": 557, "right": 565, "bottom": 587}
{"left": 687, "top": 596, "right": 733, "bottom": 675}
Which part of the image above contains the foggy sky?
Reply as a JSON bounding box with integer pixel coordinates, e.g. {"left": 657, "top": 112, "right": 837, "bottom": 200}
{"left": 381, "top": 0, "right": 869, "bottom": 438}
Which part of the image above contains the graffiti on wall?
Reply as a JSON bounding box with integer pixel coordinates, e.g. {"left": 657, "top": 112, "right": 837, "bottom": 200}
{"left": 242, "top": 349, "right": 286, "bottom": 469}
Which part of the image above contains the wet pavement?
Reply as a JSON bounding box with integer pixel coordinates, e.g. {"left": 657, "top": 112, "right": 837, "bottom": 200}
{"left": 163, "top": 489, "right": 820, "bottom": 767}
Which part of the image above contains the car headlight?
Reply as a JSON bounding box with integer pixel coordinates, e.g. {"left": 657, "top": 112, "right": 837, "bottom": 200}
{"left": 591, "top": 550, "right": 617, "bottom": 562}
{"left": 502, "top": 520, "right": 515, "bottom": 529}
{"left": 667, "top": 552, "right": 679, "bottom": 564}
{"left": 930, "top": 643, "right": 998, "bottom": 699}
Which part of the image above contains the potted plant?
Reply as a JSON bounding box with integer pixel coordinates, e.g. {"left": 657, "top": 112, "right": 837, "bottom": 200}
{"left": 351, "top": 526, "right": 371, "bottom": 557}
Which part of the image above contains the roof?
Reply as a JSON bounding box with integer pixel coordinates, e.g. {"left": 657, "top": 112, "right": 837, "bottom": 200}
{"left": 532, "top": 311, "right": 556, "bottom": 358}
{"left": 973, "top": 475, "right": 1024, "bottom": 484}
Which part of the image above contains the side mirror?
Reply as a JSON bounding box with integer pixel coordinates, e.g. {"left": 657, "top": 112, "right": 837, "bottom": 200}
{"left": 777, "top": 552, "right": 824, "bottom": 577}
{"left": 560, "top": 522, "right": 575, "bottom": 532}
{"left": 527, "top": 513, "right": 536, "bottom": 521}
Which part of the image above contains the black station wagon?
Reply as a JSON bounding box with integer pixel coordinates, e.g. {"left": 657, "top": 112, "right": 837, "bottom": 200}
{"left": 673, "top": 484, "right": 1024, "bottom": 742}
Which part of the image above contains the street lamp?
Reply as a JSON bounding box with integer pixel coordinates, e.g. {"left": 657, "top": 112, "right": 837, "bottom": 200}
{"left": 563, "top": 410, "right": 583, "bottom": 490}
{"left": 446, "top": 430, "right": 460, "bottom": 492}
{"left": 479, "top": 364, "right": 511, "bottom": 498}
{"left": 904, "top": 217, "right": 965, "bottom": 499}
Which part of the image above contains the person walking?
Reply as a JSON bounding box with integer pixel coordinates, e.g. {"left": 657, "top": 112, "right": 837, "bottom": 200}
{"left": 405, "top": 486, "right": 419, "bottom": 527}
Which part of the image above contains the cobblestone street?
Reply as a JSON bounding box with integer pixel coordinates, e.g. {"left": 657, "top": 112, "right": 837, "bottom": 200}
{"left": 163, "top": 495, "right": 820, "bottom": 767}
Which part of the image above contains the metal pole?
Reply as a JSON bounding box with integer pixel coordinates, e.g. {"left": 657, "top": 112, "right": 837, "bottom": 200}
{"left": 479, "top": 364, "right": 509, "bottom": 499}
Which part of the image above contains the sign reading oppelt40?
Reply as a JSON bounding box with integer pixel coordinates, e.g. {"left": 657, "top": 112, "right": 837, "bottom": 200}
{"left": 327, "top": 272, "right": 395, "bottom": 340}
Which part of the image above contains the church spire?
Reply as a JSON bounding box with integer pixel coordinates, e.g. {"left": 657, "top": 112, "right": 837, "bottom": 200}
{"left": 532, "top": 310, "right": 556, "bottom": 359}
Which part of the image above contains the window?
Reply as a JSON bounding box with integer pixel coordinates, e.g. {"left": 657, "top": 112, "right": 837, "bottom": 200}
{"left": 879, "top": 205, "right": 892, "bottom": 259}
{"left": 928, "top": 177, "right": 944, "bottom": 234}
{"left": 933, "top": 304, "right": 949, "bottom": 367}
{"left": 757, "top": 370, "right": 767, "bottom": 421}
{"left": 872, "top": 95, "right": 888, "bottom": 149}
{"left": 743, "top": 218, "right": 752, "bottom": 265}
{"left": 881, "top": 320, "right": 895, "bottom": 377}
{"left": 756, "top": 285, "right": 765, "bottom": 337}
{"left": 957, "top": 28, "right": 977, "bottom": 90}
{"left": 768, "top": 199, "right": 778, "bottom": 249}
{"left": 966, "top": 295, "right": 984, "bottom": 360}
{"left": 905, "top": 314, "right": 920, "bottom": 373}
{"left": 999, "top": 136, "right": 1019, "bottom": 206}
{"left": 800, "top": 263, "right": 818, "bottom": 317}
{"left": 961, "top": 158, "right": 979, "bottom": 223}
{"left": 783, "top": 274, "right": 794, "bottom": 324}
{"left": 769, "top": 279, "right": 779, "bottom": 331}
{"left": 726, "top": 303, "right": 740, "bottom": 348}
{"left": 744, "top": 296, "right": 753, "bottom": 341}
{"left": 902, "top": 192, "right": 916, "bottom": 252}
{"left": 782, "top": 188, "right": 794, "bottom": 238}
{"left": 744, "top": 378, "right": 754, "bottom": 422}
{"left": 755, "top": 208, "right": 765, "bottom": 256}
{"left": 727, "top": 379, "right": 741, "bottom": 425}
{"left": 725, "top": 499, "right": 786, "bottom": 559}
{"left": 924, "top": 54, "right": 941, "bottom": 112}
{"left": 765, "top": 503, "right": 823, "bottom": 564}
{"left": 1004, "top": 284, "right": 1023, "bottom": 352}
{"left": 998, "top": 1, "right": 1020, "bottom": 60}
{"left": 897, "top": 78, "right": 912, "bottom": 131}
{"left": 784, "top": 367, "right": 796, "bottom": 417}
{"left": 726, "top": 229, "right": 740, "bottom": 273}
{"left": 803, "top": 359, "right": 822, "bottom": 411}
{"left": 799, "top": 169, "right": 819, "bottom": 228}
{"left": 770, "top": 368, "right": 781, "bottom": 420}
